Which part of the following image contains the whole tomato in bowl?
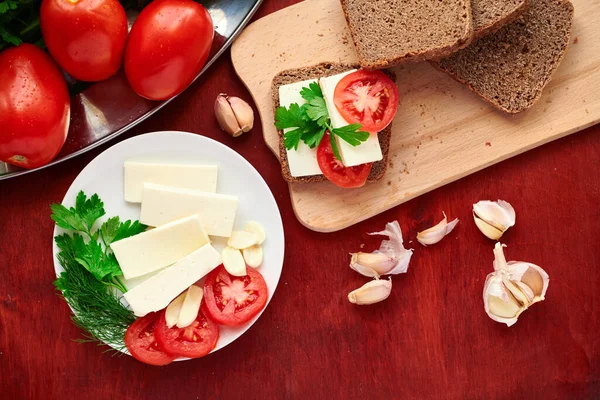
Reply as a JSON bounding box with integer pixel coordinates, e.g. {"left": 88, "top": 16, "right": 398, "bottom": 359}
{"left": 40, "top": 0, "right": 128, "bottom": 82}
{"left": 0, "top": 44, "right": 70, "bottom": 169}
{"left": 124, "top": 0, "right": 214, "bottom": 100}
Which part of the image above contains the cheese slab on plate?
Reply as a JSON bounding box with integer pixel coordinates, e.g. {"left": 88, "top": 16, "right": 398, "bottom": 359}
{"left": 52, "top": 131, "right": 285, "bottom": 359}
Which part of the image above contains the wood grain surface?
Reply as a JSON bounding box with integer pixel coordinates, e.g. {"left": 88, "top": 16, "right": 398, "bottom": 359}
{"left": 231, "top": 0, "right": 600, "bottom": 232}
{"left": 1, "top": 1, "right": 599, "bottom": 399}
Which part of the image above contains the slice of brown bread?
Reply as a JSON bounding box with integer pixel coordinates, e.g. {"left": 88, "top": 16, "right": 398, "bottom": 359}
{"left": 272, "top": 62, "right": 394, "bottom": 184}
{"left": 339, "top": 0, "right": 474, "bottom": 69}
{"left": 472, "top": 0, "right": 529, "bottom": 39}
{"left": 434, "top": 0, "right": 573, "bottom": 114}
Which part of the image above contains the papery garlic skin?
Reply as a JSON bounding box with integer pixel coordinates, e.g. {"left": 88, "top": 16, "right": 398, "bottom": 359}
{"left": 416, "top": 212, "right": 459, "bottom": 246}
{"left": 214, "top": 94, "right": 254, "bottom": 137}
{"left": 348, "top": 278, "right": 392, "bottom": 305}
{"left": 483, "top": 243, "right": 549, "bottom": 326}
{"left": 473, "top": 200, "right": 516, "bottom": 240}
{"left": 349, "top": 221, "right": 413, "bottom": 278}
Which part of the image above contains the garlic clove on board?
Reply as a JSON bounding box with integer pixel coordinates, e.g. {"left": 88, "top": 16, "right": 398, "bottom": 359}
{"left": 348, "top": 278, "right": 392, "bottom": 305}
{"left": 473, "top": 200, "right": 516, "bottom": 240}
{"left": 349, "top": 221, "right": 413, "bottom": 278}
{"left": 416, "top": 212, "right": 459, "bottom": 246}
{"left": 483, "top": 243, "right": 549, "bottom": 326}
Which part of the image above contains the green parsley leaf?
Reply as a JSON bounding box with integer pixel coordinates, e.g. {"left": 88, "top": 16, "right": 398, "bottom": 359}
{"left": 303, "top": 127, "right": 326, "bottom": 149}
{"left": 51, "top": 203, "right": 86, "bottom": 232}
{"left": 75, "top": 191, "right": 106, "bottom": 230}
{"left": 299, "top": 82, "right": 323, "bottom": 102}
{"left": 51, "top": 191, "right": 106, "bottom": 233}
{"left": 99, "top": 217, "right": 121, "bottom": 246}
{"left": 331, "top": 124, "right": 370, "bottom": 146}
{"left": 305, "top": 97, "right": 329, "bottom": 127}
{"left": 284, "top": 128, "right": 304, "bottom": 151}
{"left": 112, "top": 220, "right": 147, "bottom": 243}
{"left": 72, "top": 234, "right": 122, "bottom": 283}
{"left": 274, "top": 103, "right": 306, "bottom": 131}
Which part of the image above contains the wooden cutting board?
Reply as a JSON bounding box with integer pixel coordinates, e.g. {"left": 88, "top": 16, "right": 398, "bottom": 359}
{"left": 231, "top": 0, "right": 599, "bottom": 232}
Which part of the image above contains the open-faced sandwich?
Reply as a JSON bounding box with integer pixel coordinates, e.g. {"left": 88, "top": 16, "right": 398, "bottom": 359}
{"left": 272, "top": 63, "right": 399, "bottom": 189}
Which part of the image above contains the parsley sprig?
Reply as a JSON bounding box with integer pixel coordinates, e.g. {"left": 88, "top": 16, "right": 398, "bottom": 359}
{"left": 274, "top": 82, "right": 369, "bottom": 160}
{"left": 51, "top": 191, "right": 146, "bottom": 294}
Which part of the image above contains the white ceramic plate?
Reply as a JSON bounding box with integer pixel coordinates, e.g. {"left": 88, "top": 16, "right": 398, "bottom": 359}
{"left": 52, "top": 131, "right": 285, "bottom": 360}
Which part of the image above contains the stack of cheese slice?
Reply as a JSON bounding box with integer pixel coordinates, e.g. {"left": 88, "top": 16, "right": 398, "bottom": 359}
{"left": 112, "top": 161, "right": 239, "bottom": 317}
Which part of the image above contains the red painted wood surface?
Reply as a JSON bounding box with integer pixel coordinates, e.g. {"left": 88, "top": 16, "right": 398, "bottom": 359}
{"left": 0, "top": 1, "right": 599, "bottom": 398}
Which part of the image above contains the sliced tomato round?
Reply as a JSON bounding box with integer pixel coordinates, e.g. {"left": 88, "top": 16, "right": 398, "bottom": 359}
{"left": 203, "top": 265, "right": 268, "bottom": 327}
{"left": 155, "top": 306, "right": 219, "bottom": 359}
{"left": 125, "top": 312, "right": 175, "bottom": 366}
{"left": 317, "top": 133, "right": 372, "bottom": 189}
{"left": 333, "top": 69, "right": 399, "bottom": 132}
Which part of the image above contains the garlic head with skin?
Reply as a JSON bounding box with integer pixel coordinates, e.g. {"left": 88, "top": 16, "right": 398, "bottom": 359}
{"left": 214, "top": 94, "right": 254, "bottom": 137}
{"left": 349, "top": 221, "right": 413, "bottom": 278}
{"left": 416, "top": 212, "right": 459, "bottom": 246}
{"left": 483, "top": 243, "right": 549, "bottom": 326}
{"left": 348, "top": 278, "right": 392, "bottom": 305}
{"left": 473, "top": 200, "right": 516, "bottom": 240}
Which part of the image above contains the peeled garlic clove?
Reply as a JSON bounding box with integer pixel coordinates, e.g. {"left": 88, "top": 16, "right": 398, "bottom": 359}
{"left": 228, "top": 96, "right": 254, "bottom": 133}
{"left": 416, "top": 212, "right": 459, "bottom": 246}
{"left": 473, "top": 200, "right": 516, "bottom": 239}
{"left": 242, "top": 245, "right": 263, "bottom": 268}
{"left": 245, "top": 221, "right": 266, "bottom": 244}
{"left": 348, "top": 278, "right": 392, "bottom": 305}
{"left": 349, "top": 252, "right": 395, "bottom": 278}
{"left": 215, "top": 94, "right": 243, "bottom": 137}
{"left": 227, "top": 231, "right": 258, "bottom": 249}
{"left": 177, "top": 286, "right": 203, "bottom": 328}
{"left": 222, "top": 246, "right": 247, "bottom": 276}
{"left": 483, "top": 274, "right": 522, "bottom": 326}
{"left": 165, "top": 291, "right": 187, "bottom": 328}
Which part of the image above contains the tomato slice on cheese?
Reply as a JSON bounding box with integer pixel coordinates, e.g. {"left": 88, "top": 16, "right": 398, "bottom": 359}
{"left": 125, "top": 312, "right": 176, "bottom": 366}
{"left": 317, "top": 133, "right": 372, "bottom": 189}
{"left": 333, "top": 69, "right": 399, "bottom": 132}
{"left": 203, "top": 265, "right": 268, "bottom": 327}
{"left": 155, "top": 306, "right": 219, "bottom": 359}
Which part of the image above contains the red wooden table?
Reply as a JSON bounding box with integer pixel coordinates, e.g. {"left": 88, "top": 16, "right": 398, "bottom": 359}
{"left": 1, "top": 1, "right": 599, "bottom": 399}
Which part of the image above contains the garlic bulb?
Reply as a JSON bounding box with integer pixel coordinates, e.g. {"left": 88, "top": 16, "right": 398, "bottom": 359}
{"left": 483, "top": 243, "right": 549, "bottom": 326}
{"left": 416, "top": 212, "right": 459, "bottom": 246}
{"left": 348, "top": 278, "right": 392, "bottom": 305}
{"left": 473, "top": 200, "right": 516, "bottom": 240}
{"left": 349, "top": 221, "right": 413, "bottom": 278}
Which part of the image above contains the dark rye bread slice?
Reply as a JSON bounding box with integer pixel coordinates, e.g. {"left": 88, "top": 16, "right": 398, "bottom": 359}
{"left": 434, "top": 0, "right": 573, "bottom": 114}
{"left": 271, "top": 62, "right": 394, "bottom": 184}
{"left": 339, "top": 0, "right": 474, "bottom": 69}
{"left": 472, "top": 0, "right": 530, "bottom": 39}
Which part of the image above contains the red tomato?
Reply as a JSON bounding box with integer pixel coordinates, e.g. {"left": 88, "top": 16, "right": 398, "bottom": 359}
{"left": 40, "top": 0, "right": 128, "bottom": 82}
{"left": 333, "top": 69, "right": 399, "bottom": 132}
{"left": 0, "top": 44, "right": 70, "bottom": 169}
{"left": 125, "top": 312, "right": 176, "bottom": 366}
{"left": 203, "top": 266, "right": 268, "bottom": 327}
{"left": 155, "top": 305, "right": 219, "bottom": 359}
{"left": 124, "top": 0, "right": 214, "bottom": 100}
{"left": 317, "top": 133, "right": 372, "bottom": 189}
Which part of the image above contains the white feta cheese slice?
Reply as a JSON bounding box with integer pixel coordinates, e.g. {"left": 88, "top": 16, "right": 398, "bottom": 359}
{"left": 111, "top": 214, "right": 209, "bottom": 280}
{"left": 319, "top": 70, "right": 383, "bottom": 167}
{"left": 124, "top": 161, "right": 218, "bottom": 203}
{"left": 124, "top": 243, "right": 221, "bottom": 317}
{"left": 278, "top": 78, "right": 322, "bottom": 177}
{"left": 140, "top": 183, "right": 238, "bottom": 237}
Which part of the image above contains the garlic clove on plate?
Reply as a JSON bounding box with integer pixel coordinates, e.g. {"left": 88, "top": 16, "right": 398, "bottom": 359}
{"left": 348, "top": 278, "right": 392, "bottom": 305}
{"left": 165, "top": 291, "right": 187, "bottom": 328}
{"left": 416, "top": 212, "right": 459, "bottom": 246}
{"left": 483, "top": 243, "right": 549, "bottom": 326}
{"left": 177, "top": 285, "right": 203, "bottom": 328}
{"left": 227, "top": 230, "right": 258, "bottom": 250}
{"left": 349, "top": 221, "right": 414, "bottom": 278}
{"left": 242, "top": 245, "right": 263, "bottom": 268}
{"left": 473, "top": 200, "right": 516, "bottom": 240}
{"left": 245, "top": 221, "right": 266, "bottom": 244}
{"left": 222, "top": 246, "right": 247, "bottom": 277}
